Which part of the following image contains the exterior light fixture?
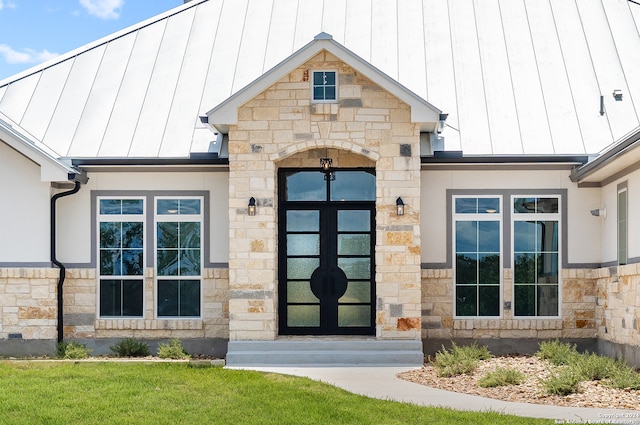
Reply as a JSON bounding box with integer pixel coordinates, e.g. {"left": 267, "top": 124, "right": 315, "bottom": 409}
{"left": 613, "top": 90, "right": 623, "bottom": 101}
{"left": 396, "top": 197, "right": 405, "bottom": 216}
{"left": 590, "top": 208, "right": 606, "bottom": 218}
{"left": 320, "top": 155, "right": 335, "bottom": 181}
{"left": 320, "top": 157, "right": 333, "bottom": 171}
{"left": 248, "top": 197, "right": 256, "bottom": 216}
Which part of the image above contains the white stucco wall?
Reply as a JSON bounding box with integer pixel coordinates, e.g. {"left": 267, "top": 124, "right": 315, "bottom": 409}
{"left": 600, "top": 168, "right": 640, "bottom": 264}
{"left": 420, "top": 168, "right": 601, "bottom": 266}
{"left": 0, "top": 142, "right": 51, "bottom": 264}
{"left": 56, "top": 170, "right": 230, "bottom": 265}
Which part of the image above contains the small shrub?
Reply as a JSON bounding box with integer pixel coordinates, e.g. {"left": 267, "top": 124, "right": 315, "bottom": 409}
{"left": 157, "top": 339, "right": 190, "bottom": 360}
{"left": 607, "top": 365, "right": 640, "bottom": 390}
{"left": 541, "top": 368, "right": 581, "bottom": 395}
{"left": 576, "top": 352, "right": 620, "bottom": 381}
{"left": 432, "top": 342, "right": 491, "bottom": 377}
{"left": 56, "top": 341, "right": 92, "bottom": 359}
{"left": 110, "top": 338, "right": 150, "bottom": 357}
{"left": 478, "top": 367, "right": 525, "bottom": 388}
{"left": 536, "top": 340, "right": 579, "bottom": 366}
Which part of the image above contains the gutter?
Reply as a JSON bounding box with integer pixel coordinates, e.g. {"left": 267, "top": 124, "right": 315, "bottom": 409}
{"left": 51, "top": 177, "right": 84, "bottom": 344}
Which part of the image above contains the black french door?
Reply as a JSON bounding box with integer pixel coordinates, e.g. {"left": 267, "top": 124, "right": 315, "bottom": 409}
{"left": 278, "top": 169, "right": 375, "bottom": 335}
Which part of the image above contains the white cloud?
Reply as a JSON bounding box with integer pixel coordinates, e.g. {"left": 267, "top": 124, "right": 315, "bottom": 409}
{"left": 79, "top": 0, "right": 124, "bottom": 20}
{"left": 0, "top": 1, "right": 18, "bottom": 11}
{"left": 0, "top": 44, "right": 59, "bottom": 65}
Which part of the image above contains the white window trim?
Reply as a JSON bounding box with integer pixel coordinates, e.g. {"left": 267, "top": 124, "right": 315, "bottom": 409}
{"left": 154, "top": 196, "right": 204, "bottom": 319}
{"left": 310, "top": 69, "right": 338, "bottom": 103}
{"left": 511, "top": 195, "right": 562, "bottom": 319}
{"left": 96, "top": 196, "right": 146, "bottom": 319}
{"left": 452, "top": 195, "right": 503, "bottom": 319}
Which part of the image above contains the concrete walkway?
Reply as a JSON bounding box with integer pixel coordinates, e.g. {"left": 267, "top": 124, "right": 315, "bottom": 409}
{"left": 231, "top": 366, "right": 640, "bottom": 422}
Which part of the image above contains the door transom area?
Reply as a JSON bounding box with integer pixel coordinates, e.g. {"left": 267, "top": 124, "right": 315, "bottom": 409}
{"left": 278, "top": 168, "right": 376, "bottom": 335}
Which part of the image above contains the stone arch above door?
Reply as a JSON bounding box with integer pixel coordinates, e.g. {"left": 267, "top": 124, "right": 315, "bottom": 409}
{"left": 270, "top": 139, "right": 379, "bottom": 166}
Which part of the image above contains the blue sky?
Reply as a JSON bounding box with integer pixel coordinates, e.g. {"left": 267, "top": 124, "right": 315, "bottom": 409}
{"left": 0, "top": 0, "right": 182, "bottom": 81}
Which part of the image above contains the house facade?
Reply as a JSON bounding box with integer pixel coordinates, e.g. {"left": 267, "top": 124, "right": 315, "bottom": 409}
{"left": 1, "top": 0, "right": 640, "bottom": 366}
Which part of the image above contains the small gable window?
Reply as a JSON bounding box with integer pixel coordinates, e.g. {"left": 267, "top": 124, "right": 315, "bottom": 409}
{"left": 312, "top": 70, "right": 337, "bottom": 102}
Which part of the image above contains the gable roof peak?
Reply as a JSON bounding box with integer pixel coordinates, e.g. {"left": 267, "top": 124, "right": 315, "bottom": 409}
{"left": 314, "top": 32, "right": 333, "bottom": 41}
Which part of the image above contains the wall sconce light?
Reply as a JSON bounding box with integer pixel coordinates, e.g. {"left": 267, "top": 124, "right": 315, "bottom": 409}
{"left": 613, "top": 90, "right": 623, "bottom": 101}
{"left": 396, "top": 197, "right": 405, "bottom": 216}
{"left": 320, "top": 157, "right": 333, "bottom": 171}
{"left": 590, "top": 208, "right": 606, "bottom": 218}
{"left": 248, "top": 197, "right": 256, "bottom": 216}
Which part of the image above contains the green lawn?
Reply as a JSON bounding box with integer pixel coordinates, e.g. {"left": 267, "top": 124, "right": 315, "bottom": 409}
{"left": 0, "top": 361, "right": 553, "bottom": 425}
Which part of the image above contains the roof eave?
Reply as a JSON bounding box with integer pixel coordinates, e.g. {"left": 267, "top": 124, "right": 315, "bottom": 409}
{"left": 0, "top": 118, "right": 85, "bottom": 183}
{"left": 570, "top": 126, "right": 640, "bottom": 183}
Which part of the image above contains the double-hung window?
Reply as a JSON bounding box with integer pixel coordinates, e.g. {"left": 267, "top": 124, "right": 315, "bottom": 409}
{"left": 513, "top": 196, "right": 560, "bottom": 317}
{"left": 453, "top": 196, "right": 501, "bottom": 317}
{"left": 98, "top": 198, "right": 145, "bottom": 317}
{"left": 156, "top": 197, "right": 203, "bottom": 318}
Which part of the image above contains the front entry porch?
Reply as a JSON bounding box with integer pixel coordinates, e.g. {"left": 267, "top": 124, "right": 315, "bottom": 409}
{"left": 226, "top": 338, "right": 424, "bottom": 366}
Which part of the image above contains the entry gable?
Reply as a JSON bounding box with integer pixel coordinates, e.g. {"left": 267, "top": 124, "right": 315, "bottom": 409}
{"left": 206, "top": 33, "right": 443, "bottom": 135}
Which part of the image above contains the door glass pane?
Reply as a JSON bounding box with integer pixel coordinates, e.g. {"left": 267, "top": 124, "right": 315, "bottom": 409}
{"left": 285, "top": 172, "right": 326, "bottom": 201}
{"left": 287, "top": 258, "right": 319, "bottom": 280}
{"left": 338, "top": 258, "right": 370, "bottom": 279}
{"left": 339, "top": 282, "right": 371, "bottom": 303}
{"left": 330, "top": 171, "right": 375, "bottom": 201}
{"left": 338, "top": 234, "right": 370, "bottom": 255}
{"left": 538, "top": 221, "right": 558, "bottom": 251}
{"left": 157, "top": 249, "right": 178, "bottom": 276}
{"left": 337, "top": 210, "right": 370, "bottom": 231}
{"left": 287, "top": 234, "right": 319, "bottom": 256}
{"left": 338, "top": 306, "right": 370, "bottom": 327}
{"left": 288, "top": 306, "right": 320, "bottom": 327}
{"left": 287, "top": 210, "right": 319, "bottom": 232}
{"left": 122, "top": 222, "right": 143, "bottom": 248}
{"left": 287, "top": 281, "right": 319, "bottom": 303}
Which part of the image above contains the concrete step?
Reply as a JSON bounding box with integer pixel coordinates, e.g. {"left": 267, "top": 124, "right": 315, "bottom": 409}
{"left": 226, "top": 339, "right": 424, "bottom": 367}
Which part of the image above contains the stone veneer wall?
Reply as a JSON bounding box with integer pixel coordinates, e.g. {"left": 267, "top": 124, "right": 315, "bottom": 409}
{"left": 596, "top": 264, "right": 640, "bottom": 355}
{"left": 64, "top": 268, "right": 229, "bottom": 340}
{"left": 422, "top": 268, "right": 597, "bottom": 345}
{"left": 227, "top": 50, "right": 422, "bottom": 340}
{"left": 0, "top": 268, "right": 58, "bottom": 340}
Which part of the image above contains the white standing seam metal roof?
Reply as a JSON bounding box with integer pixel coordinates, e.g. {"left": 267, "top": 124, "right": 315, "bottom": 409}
{"left": 0, "top": 0, "right": 639, "bottom": 159}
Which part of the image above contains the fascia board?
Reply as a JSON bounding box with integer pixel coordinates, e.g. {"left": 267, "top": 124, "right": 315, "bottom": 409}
{"left": 570, "top": 126, "right": 640, "bottom": 183}
{"left": 0, "top": 119, "right": 75, "bottom": 182}
{"left": 207, "top": 36, "right": 442, "bottom": 133}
